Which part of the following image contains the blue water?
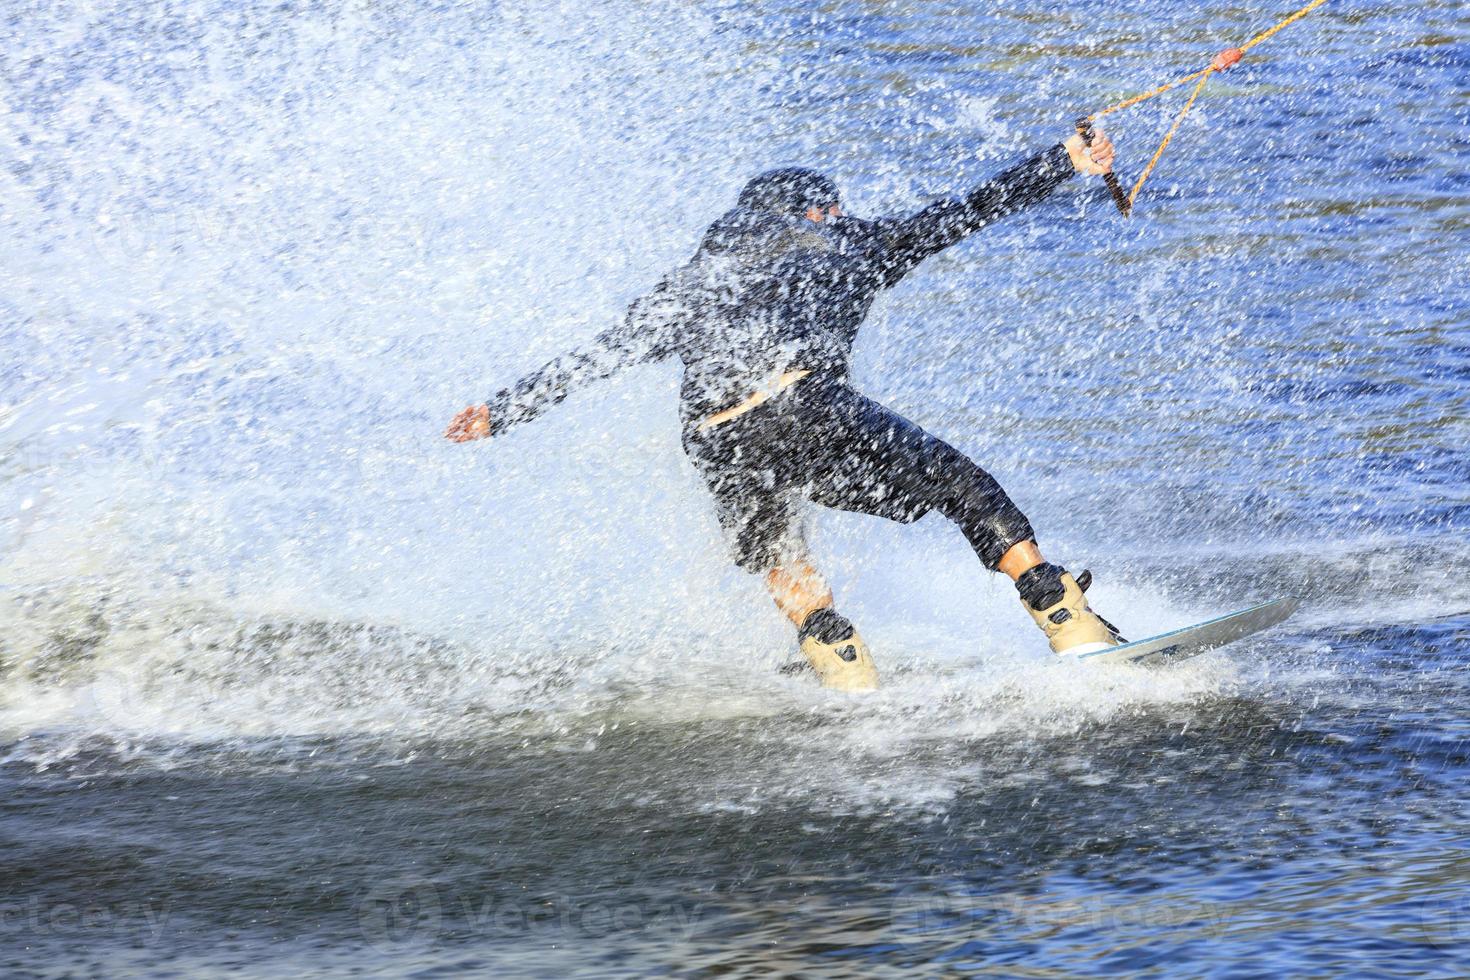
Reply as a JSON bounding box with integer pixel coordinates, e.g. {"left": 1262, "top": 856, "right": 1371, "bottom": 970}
{"left": 2, "top": 0, "right": 1467, "bottom": 975}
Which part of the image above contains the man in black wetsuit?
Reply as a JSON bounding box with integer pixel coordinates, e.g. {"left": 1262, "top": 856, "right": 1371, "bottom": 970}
{"left": 448, "top": 127, "right": 1122, "bottom": 691}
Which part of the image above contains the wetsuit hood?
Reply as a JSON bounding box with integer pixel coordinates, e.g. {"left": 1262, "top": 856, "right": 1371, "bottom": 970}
{"left": 689, "top": 167, "right": 840, "bottom": 262}
{"left": 694, "top": 208, "right": 825, "bottom": 262}
{"left": 736, "top": 167, "right": 840, "bottom": 216}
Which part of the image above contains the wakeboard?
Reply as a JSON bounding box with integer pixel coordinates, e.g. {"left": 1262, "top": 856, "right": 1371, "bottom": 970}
{"left": 1077, "top": 597, "right": 1299, "bottom": 667}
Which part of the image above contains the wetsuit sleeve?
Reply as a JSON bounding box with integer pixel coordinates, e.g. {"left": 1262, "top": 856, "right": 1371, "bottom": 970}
{"left": 484, "top": 287, "right": 681, "bottom": 435}
{"left": 873, "top": 143, "right": 1075, "bottom": 287}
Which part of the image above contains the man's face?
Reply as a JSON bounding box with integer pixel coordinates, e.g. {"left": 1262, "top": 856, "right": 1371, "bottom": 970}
{"left": 803, "top": 203, "right": 842, "bottom": 223}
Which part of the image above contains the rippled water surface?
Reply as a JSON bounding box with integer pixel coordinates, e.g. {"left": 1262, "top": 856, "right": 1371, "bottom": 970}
{"left": 2, "top": 0, "right": 1467, "bottom": 975}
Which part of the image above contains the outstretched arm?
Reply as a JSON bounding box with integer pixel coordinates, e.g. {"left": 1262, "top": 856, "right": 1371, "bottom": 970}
{"left": 445, "top": 285, "right": 685, "bottom": 442}
{"left": 873, "top": 128, "right": 1114, "bottom": 287}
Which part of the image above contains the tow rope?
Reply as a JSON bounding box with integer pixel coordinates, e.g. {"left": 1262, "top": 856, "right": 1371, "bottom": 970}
{"left": 1075, "top": 0, "right": 1331, "bottom": 215}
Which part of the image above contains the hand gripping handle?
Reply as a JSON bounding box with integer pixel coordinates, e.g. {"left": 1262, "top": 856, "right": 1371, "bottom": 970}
{"left": 1075, "top": 116, "right": 1131, "bottom": 217}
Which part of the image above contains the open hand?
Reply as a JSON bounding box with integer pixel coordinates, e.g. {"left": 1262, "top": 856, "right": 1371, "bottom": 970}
{"left": 445, "top": 404, "right": 491, "bottom": 443}
{"left": 1063, "top": 127, "right": 1115, "bottom": 175}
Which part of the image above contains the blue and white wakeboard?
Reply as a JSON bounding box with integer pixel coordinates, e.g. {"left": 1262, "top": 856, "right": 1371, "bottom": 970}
{"left": 1077, "top": 597, "right": 1299, "bottom": 667}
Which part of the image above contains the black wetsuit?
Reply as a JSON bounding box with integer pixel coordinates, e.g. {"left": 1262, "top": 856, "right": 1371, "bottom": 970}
{"left": 486, "top": 144, "right": 1076, "bottom": 572}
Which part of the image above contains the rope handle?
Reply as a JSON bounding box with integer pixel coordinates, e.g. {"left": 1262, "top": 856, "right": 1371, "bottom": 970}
{"left": 1075, "top": 117, "right": 1131, "bottom": 216}
{"left": 1079, "top": 0, "right": 1329, "bottom": 212}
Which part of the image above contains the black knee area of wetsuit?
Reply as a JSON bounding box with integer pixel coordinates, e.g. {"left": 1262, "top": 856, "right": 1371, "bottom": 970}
{"left": 1015, "top": 562, "right": 1068, "bottom": 612}
{"left": 798, "top": 607, "right": 856, "bottom": 645}
{"left": 928, "top": 450, "right": 1035, "bottom": 570}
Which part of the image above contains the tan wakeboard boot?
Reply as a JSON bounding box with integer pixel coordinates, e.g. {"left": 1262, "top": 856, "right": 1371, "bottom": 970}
{"left": 1015, "top": 563, "right": 1124, "bottom": 656}
{"left": 797, "top": 607, "right": 879, "bottom": 692}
